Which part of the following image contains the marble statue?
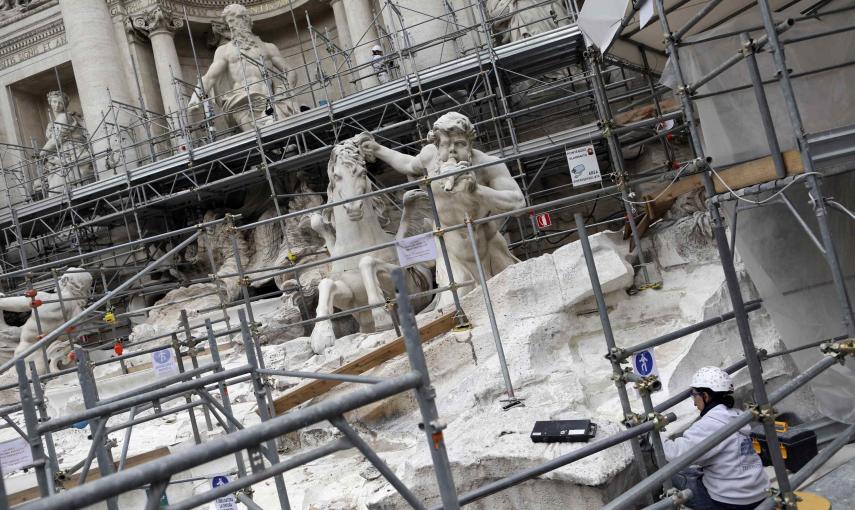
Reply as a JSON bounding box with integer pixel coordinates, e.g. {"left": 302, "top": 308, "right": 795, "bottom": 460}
{"left": 0, "top": 268, "right": 92, "bottom": 372}
{"left": 35, "top": 91, "right": 93, "bottom": 196}
{"left": 188, "top": 3, "right": 298, "bottom": 131}
{"left": 360, "top": 112, "right": 525, "bottom": 310}
{"left": 486, "top": 0, "right": 570, "bottom": 43}
{"left": 308, "top": 133, "right": 434, "bottom": 354}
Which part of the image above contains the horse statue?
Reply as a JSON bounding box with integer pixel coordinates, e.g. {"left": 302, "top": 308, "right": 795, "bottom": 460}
{"left": 309, "top": 133, "right": 434, "bottom": 354}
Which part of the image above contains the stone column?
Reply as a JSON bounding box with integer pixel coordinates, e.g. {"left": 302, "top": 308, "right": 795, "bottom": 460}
{"left": 132, "top": 5, "right": 185, "bottom": 125}
{"left": 386, "top": 0, "right": 456, "bottom": 70}
{"left": 329, "top": 0, "right": 352, "bottom": 52}
{"left": 59, "top": 0, "right": 134, "bottom": 176}
{"left": 342, "top": 0, "right": 380, "bottom": 88}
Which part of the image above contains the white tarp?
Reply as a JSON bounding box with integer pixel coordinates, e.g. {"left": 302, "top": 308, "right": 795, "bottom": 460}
{"left": 577, "top": 0, "right": 631, "bottom": 51}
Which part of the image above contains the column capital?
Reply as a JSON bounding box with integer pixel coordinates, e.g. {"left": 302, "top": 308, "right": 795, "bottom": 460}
{"left": 132, "top": 3, "right": 184, "bottom": 37}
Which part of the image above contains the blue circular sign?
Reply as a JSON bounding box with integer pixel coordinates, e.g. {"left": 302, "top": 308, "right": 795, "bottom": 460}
{"left": 634, "top": 351, "right": 654, "bottom": 376}
{"left": 153, "top": 349, "right": 172, "bottom": 364}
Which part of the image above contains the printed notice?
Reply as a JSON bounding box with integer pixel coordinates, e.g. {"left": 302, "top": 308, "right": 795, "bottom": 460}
{"left": 0, "top": 436, "right": 33, "bottom": 473}
{"left": 209, "top": 474, "right": 237, "bottom": 510}
{"left": 566, "top": 145, "right": 602, "bottom": 187}
{"left": 396, "top": 233, "right": 437, "bottom": 267}
{"left": 152, "top": 348, "right": 179, "bottom": 378}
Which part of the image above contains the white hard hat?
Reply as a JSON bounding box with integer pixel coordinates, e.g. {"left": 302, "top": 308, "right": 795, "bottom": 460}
{"left": 691, "top": 366, "right": 734, "bottom": 393}
{"left": 371, "top": 45, "right": 383, "bottom": 52}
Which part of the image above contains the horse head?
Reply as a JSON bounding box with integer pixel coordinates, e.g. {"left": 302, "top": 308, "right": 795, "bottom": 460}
{"left": 327, "top": 133, "right": 386, "bottom": 224}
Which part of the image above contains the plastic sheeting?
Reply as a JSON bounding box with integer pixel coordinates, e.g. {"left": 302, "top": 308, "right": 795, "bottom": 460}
{"left": 661, "top": 0, "right": 855, "bottom": 166}
{"left": 721, "top": 172, "right": 855, "bottom": 424}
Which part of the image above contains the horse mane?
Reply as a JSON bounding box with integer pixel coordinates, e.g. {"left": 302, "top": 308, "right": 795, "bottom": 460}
{"left": 324, "top": 134, "right": 389, "bottom": 228}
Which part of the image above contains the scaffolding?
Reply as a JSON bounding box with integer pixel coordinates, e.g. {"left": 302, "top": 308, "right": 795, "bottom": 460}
{"left": 0, "top": 0, "right": 851, "bottom": 508}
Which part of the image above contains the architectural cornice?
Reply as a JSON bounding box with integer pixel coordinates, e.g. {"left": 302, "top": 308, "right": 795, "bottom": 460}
{"left": 112, "top": 0, "right": 310, "bottom": 23}
{"left": 0, "top": 0, "right": 56, "bottom": 29}
{"left": 0, "top": 17, "right": 65, "bottom": 71}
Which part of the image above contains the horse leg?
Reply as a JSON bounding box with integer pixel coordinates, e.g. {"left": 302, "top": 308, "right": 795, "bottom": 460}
{"left": 310, "top": 278, "right": 353, "bottom": 355}
{"left": 359, "top": 256, "right": 405, "bottom": 331}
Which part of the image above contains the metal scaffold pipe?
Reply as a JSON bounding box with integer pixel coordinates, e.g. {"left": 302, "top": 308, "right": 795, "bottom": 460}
{"left": 17, "top": 372, "right": 423, "bottom": 510}
{"left": 0, "top": 231, "right": 201, "bottom": 376}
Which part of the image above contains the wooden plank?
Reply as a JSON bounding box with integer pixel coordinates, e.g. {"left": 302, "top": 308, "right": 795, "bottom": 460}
{"left": 271, "top": 312, "right": 457, "bottom": 416}
{"left": 8, "top": 447, "right": 171, "bottom": 506}
{"left": 652, "top": 150, "right": 804, "bottom": 214}
{"left": 711, "top": 150, "right": 803, "bottom": 193}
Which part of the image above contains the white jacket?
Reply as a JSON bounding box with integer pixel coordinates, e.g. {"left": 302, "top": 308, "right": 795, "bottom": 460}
{"left": 662, "top": 404, "right": 769, "bottom": 505}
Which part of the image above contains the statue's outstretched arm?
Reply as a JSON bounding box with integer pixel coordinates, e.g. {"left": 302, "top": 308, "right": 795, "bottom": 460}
{"left": 0, "top": 295, "right": 37, "bottom": 313}
{"left": 361, "top": 139, "right": 430, "bottom": 177}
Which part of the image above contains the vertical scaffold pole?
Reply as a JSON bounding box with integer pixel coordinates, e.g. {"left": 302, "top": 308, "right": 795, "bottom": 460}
{"left": 574, "top": 213, "right": 654, "bottom": 504}
{"left": 205, "top": 319, "right": 248, "bottom": 479}
{"left": 464, "top": 215, "right": 520, "bottom": 409}
{"left": 392, "top": 267, "right": 459, "bottom": 510}
{"left": 16, "top": 360, "right": 51, "bottom": 497}
{"left": 28, "top": 361, "right": 60, "bottom": 478}
{"left": 169, "top": 332, "right": 203, "bottom": 444}
{"left": 652, "top": 1, "right": 796, "bottom": 505}
{"left": 75, "top": 347, "right": 120, "bottom": 510}
{"left": 585, "top": 50, "right": 651, "bottom": 286}
{"left": 740, "top": 32, "right": 786, "bottom": 179}
{"left": 239, "top": 310, "right": 291, "bottom": 510}
{"left": 179, "top": 310, "right": 214, "bottom": 432}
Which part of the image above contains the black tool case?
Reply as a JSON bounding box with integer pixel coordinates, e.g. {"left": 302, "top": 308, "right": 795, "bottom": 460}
{"left": 530, "top": 420, "right": 597, "bottom": 443}
{"left": 750, "top": 426, "right": 818, "bottom": 472}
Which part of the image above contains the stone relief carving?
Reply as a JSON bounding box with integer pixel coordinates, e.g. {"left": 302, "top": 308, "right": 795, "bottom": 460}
{"left": 187, "top": 3, "right": 298, "bottom": 130}
{"left": 308, "top": 133, "right": 434, "bottom": 354}
{"left": 0, "top": 268, "right": 92, "bottom": 374}
{"left": 34, "top": 91, "right": 93, "bottom": 197}
{"left": 360, "top": 112, "right": 526, "bottom": 310}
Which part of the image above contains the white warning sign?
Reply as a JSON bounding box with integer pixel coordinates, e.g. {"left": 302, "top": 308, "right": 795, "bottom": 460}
{"left": 566, "top": 145, "right": 602, "bottom": 187}
{"left": 152, "top": 348, "right": 179, "bottom": 378}
{"left": 0, "top": 436, "right": 33, "bottom": 473}
{"left": 395, "top": 232, "right": 437, "bottom": 267}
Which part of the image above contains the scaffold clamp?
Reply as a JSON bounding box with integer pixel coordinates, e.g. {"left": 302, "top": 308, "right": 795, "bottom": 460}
{"left": 768, "top": 487, "right": 800, "bottom": 510}
{"left": 821, "top": 338, "right": 855, "bottom": 360}
{"left": 606, "top": 346, "right": 627, "bottom": 363}
{"left": 748, "top": 403, "right": 777, "bottom": 423}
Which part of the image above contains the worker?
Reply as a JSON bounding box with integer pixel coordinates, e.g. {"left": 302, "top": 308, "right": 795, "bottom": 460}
{"left": 662, "top": 366, "right": 769, "bottom": 509}
{"left": 370, "top": 45, "right": 390, "bottom": 84}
